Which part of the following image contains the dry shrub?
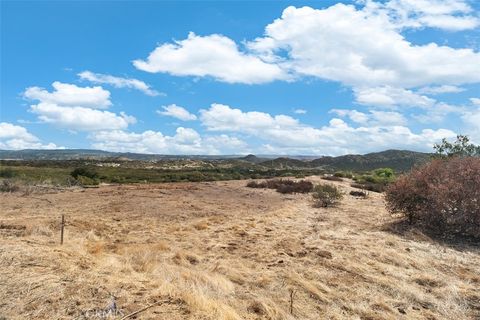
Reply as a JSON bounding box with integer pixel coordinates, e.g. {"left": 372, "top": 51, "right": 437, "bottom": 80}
{"left": 351, "top": 182, "right": 385, "bottom": 193}
{"left": 0, "top": 179, "right": 20, "bottom": 192}
{"left": 385, "top": 157, "right": 480, "bottom": 237}
{"left": 312, "top": 184, "right": 343, "bottom": 208}
{"left": 276, "top": 180, "right": 313, "bottom": 194}
{"left": 247, "top": 179, "right": 313, "bottom": 194}
{"left": 321, "top": 175, "right": 343, "bottom": 182}
{"left": 350, "top": 190, "right": 368, "bottom": 198}
{"left": 246, "top": 180, "right": 267, "bottom": 188}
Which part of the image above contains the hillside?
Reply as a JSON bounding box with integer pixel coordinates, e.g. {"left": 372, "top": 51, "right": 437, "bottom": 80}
{"left": 0, "top": 149, "right": 238, "bottom": 161}
{"left": 258, "top": 150, "right": 431, "bottom": 172}
{"left": 0, "top": 149, "right": 431, "bottom": 172}
{"left": 308, "top": 150, "right": 431, "bottom": 172}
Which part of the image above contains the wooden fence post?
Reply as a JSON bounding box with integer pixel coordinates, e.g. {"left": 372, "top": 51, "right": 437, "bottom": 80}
{"left": 60, "top": 214, "right": 65, "bottom": 245}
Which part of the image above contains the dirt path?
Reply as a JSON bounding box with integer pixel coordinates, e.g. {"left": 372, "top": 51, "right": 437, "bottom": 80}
{"left": 1, "top": 178, "right": 479, "bottom": 319}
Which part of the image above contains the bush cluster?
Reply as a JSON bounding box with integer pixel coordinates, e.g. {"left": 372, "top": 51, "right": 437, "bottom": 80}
{"left": 312, "top": 184, "right": 343, "bottom": 207}
{"left": 0, "top": 179, "right": 20, "bottom": 192}
{"left": 352, "top": 168, "right": 395, "bottom": 193}
{"left": 0, "top": 168, "right": 16, "bottom": 178}
{"left": 70, "top": 167, "right": 99, "bottom": 186}
{"left": 321, "top": 175, "right": 343, "bottom": 182}
{"left": 350, "top": 190, "right": 368, "bottom": 198}
{"left": 385, "top": 157, "right": 480, "bottom": 237}
{"left": 350, "top": 182, "right": 385, "bottom": 193}
{"left": 334, "top": 171, "right": 353, "bottom": 179}
{"left": 246, "top": 179, "right": 313, "bottom": 194}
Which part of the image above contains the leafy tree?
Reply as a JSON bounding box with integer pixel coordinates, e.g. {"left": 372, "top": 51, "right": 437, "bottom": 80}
{"left": 434, "top": 135, "right": 480, "bottom": 157}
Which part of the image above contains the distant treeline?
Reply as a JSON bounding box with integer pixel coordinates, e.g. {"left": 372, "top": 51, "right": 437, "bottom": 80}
{"left": 0, "top": 161, "right": 324, "bottom": 185}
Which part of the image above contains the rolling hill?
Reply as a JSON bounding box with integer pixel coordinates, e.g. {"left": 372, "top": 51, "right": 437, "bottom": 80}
{"left": 0, "top": 149, "right": 431, "bottom": 172}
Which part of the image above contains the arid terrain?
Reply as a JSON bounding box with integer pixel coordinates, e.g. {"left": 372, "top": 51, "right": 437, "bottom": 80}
{"left": 1, "top": 177, "right": 479, "bottom": 319}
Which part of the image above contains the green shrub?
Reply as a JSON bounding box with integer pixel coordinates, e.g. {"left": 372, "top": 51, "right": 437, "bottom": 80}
{"left": 71, "top": 167, "right": 98, "bottom": 179}
{"left": 373, "top": 168, "right": 395, "bottom": 182}
{"left": 0, "top": 168, "right": 16, "bottom": 178}
{"left": 352, "top": 168, "right": 395, "bottom": 192}
{"left": 334, "top": 171, "right": 353, "bottom": 179}
{"left": 312, "top": 184, "right": 343, "bottom": 207}
{"left": 76, "top": 175, "right": 99, "bottom": 186}
{"left": 247, "top": 179, "right": 313, "bottom": 194}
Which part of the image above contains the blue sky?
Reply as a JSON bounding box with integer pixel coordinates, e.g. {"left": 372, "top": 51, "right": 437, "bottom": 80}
{"left": 1, "top": 0, "right": 479, "bottom": 155}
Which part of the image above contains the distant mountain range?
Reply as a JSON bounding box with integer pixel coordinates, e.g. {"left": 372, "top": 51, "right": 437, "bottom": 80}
{"left": 0, "top": 149, "right": 239, "bottom": 161}
{"left": 0, "top": 149, "right": 432, "bottom": 172}
{"left": 246, "top": 149, "right": 431, "bottom": 172}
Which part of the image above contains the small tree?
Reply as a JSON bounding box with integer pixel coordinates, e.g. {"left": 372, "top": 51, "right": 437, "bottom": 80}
{"left": 433, "top": 135, "right": 480, "bottom": 157}
{"left": 312, "top": 184, "right": 343, "bottom": 208}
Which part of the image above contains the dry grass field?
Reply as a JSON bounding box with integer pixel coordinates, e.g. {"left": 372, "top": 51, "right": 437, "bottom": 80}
{"left": 1, "top": 178, "right": 479, "bottom": 319}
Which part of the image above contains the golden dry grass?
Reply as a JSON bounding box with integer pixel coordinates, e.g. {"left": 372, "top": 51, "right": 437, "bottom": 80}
{"left": 0, "top": 178, "right": 479, "bottom": 319}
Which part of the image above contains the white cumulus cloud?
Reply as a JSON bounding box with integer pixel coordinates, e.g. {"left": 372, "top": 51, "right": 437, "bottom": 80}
{"left": 366, "top": 0, "right": 480, "bottom": 31}
{"left": 133, "top": 32, "right": 287, "bottom": 84}
{"left": 199, "top": 103, "right": 455, "bottom": 155}
{"left": 248, "top": 4, "right": 480, "bottom": 88}
{"left": 354, "top": 86, "right": 436, "bottom": 108}
{"left": 133, "top": 3, "right": 480, "bottom": 90}
{"left": 417, "top": 85, "right": 466, "bottom": 95}
{"left": 78, "top": 71, "right": 162, "bottom": 96}
{"left": 30, "top": 103, "right": 136, "bottom": 131}
{"left": 24, "top": 81, "right": 111, "bottom": 109}
{"left": 330, "top": 109, "right": 407, "bottom": 126}
{"left": 89, "top": 127, "right": 248, "bottom": 155}
{"left": 157, "top": 104, "right": 197, "bottom": 121}
{"left": 24, "top": 82, "right": 136, "bottom": 131}
{"left": 0, "top": 122, "right": 59, "bottom": 150}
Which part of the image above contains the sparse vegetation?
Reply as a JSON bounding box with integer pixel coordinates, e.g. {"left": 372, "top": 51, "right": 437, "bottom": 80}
{"left": 311, "top": 184, "right": 343, "bottom": 207}
{"left": 385, "top": 156, "right": 480, "bottom": 237}
{"left": 350, "top": 182, "right": 385, "bottom": 193}
{"left": 1, "top": 160, "right": 324, "bottom": 186}
{"left": 0, "top": 179, "right": 20, "bottom": 192}
{"left": 351, "top": 167, "right": 396, "bottom": 192}
{"left": 333, "top": 171, "right": 353, "bottom": 178}
{"left": 71, "top": 167, "right": 100, "bottom": 186}
{"left": 349, "top": 190, "right": 368, "bottom": 198}
{"left": 0, "top": 168, "right": 16, "bottom": 178}
{"left": 246, "top": 179, "right": 313, "bottom": 194}
{"left": 70, "top": 167, "right": 99, "bottom": 180}
{"left": 276, "top": 180, "right": 313, "bottom": 194}
{"left": 321, "top": 175, "right": 343, "bottom": 182}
